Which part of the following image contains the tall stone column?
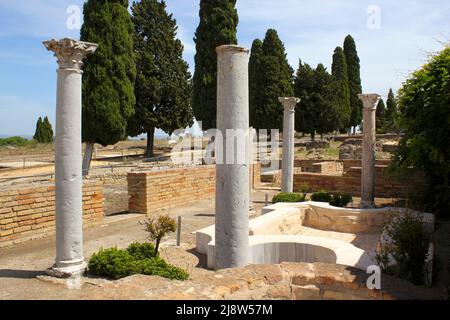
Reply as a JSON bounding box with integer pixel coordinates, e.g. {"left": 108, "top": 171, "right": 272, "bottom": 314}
{"left": 43, "top": 38, "right": 97, "bottom": 277}
{"left": 215, "top": 45, "right": 250, "bottom": 270}
{"left": 279, "top": 97, "right": 300, "bottom": 193}
{"left": 358, "top": 94, "right": 380, "bottom": 208}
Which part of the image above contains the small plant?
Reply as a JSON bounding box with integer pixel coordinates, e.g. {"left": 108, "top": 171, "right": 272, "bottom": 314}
{"left": 310, "top": 191, "right": 332, "bottom": 203}
{"left": 374, "top": 212, "right": 431, "bottom": 285}
{"left": 272, "top": 192, "right": 305, "bottom": 203}
{"left": 88, "top": 242, "right": 188, "bottom": 280}
{"left": 144, "top": 214, "right": 177, "bottom": 257}
{"left": 298, "top": 184, "right": 310, "bottom": 197}
{"left": 329, "top": 193, "right": 353, "bottom": 208}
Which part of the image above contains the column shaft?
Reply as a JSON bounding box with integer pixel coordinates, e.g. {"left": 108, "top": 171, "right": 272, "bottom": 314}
{"left": 281, "top": 107, "right": 295, "bottom": 192}
{"left": 55, "top": 68, "right": 84, "bottom": 269}
{"left": 215, "top": 45, "right": 250, "bottom": 270}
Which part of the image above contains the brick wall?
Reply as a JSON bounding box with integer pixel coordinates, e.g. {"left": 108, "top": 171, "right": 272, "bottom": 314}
{"left": 128, "top": 163, "right": 262, "bottom": 215}
{"left": 0, "top": 181, "right": 104, "bottom": 248}
{"left": 294, "top": 159, "right": 391, "bottom": 173}
{"left": 293, "top": 165, "right": 425, "bottom": 198}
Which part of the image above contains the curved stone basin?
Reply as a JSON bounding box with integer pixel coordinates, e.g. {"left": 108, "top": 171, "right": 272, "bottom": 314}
{"left": 203, "top": 235, "right": 372, "bottom": 270}
{"left": 196, "top": 201, "right": 434, "bottom": 270}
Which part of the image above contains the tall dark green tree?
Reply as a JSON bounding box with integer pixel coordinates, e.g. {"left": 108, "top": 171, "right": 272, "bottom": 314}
{"left": 80, "top": 0, "right": 136, "bottom": 174}
{"left": 33, "top": 117, "right": 44, "bottom": 142}
{"left": 295, "top": 62, "right": 339, "bottom": 140}
{"left": 249, "top": 39, "right": 263, "bottom": 129}
{"left": 294, "top": 61, "right": 316, "bottom": 140}
{"left": 192, "top": 0, "right": 238, "bottom": 131}
{"left": 376, "top": 98, "right": 387, "bottom": 133}
{"left": 128, "top": 0, "right": 194, "bottom": 159}
{"left": 331, "top": 46, "right": 351, "bottom": 131}
{"left": 313, "top": 64, "right": 340, "bottom": 138}
{"left": 385, "top": 88, "right": 398, "bottom": 132}
{"left": 43, "top": 116, "right": 54, "bottom": 143}
{"left": 343, "top": 35, "right": 363, "bottom": 133}
{"left": 257, "top": 29, "right": 294, "bottom": 131}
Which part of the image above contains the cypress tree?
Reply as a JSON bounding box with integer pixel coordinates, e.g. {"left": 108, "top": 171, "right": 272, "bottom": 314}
{"left": 192, "top": 0, "right": 238, "bottom": 131}
{"left": 258, "top": 29, "right": 294, "bottom": 131}
{"left": 33, "top": 117, "right": 44, "bottom": 142}
{"left": 43, "top": 116, "right": 54, "bottom": 143}
{"left": 314, "top": 64, "right": 340, "bottom": 138}
{"left": 294, "top": 60, "right": 316, "bottom": 140}
{"left": 80, "top": 0, "right": 136, "bottom": 174}
{"left": 386, "top": 88, "right": 398, "bottom": 132}
{"left": 128, "top": 0, "right": 194, "bottom": 159}
{"left": 343, "top": 35, "right": 363, "bottom": 133}
{"left": 376, "top": 98, "right": 387, "bottom": 133}
{"left": 249, "top": 39, "right": 263, "bottom": 129}
{"left": 331, "top": 46, "right": 351, "bottom": 131}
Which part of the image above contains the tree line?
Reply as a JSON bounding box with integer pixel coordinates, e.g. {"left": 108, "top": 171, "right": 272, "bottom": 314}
{"left": 74, "top": 0, "right": 400, "bottom": 174}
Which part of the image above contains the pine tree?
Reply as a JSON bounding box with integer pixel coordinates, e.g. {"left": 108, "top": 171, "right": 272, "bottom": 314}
{"left": 43, "top": 116, "right": 54, "bottom": 143}
{"left": 294, "top": 61, "right": 316, "bottom": 140}
{"left": 376, "top": 98, "right": 387, "bottom": 133}
{"left": 80, "top": 0, "right": 136, "bottom": 174}
{"left": 258, "top": 29, "right": 294, "bottom": 131}
{"left": 386, "top": 88, "right": 398, "bottom": 132}
{"left": 331, "top": 47, "right": 351, "bottom": 131}
{"left": 249, "top": 39, "right": 263, "bottom": 129}
{"left": 343, "top": 35, "right": 363, "bottom": 133}
{"left": 33, "top": 117, "right": 44, "bottom": 142}
{"left": 128, "top": 0, "right": 194, "bottom": 159}
{"left": 192, "top": 0, "right": 238, "bottom": 131}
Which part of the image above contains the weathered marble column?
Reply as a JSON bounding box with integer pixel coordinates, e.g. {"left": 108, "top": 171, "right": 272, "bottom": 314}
{"left": 43, "top": 38, "right": 97, "bottom": 276}
{"left": 358, "top": 94, "right": 380, "bottom": 208}
{"left": 279, "top": 97, "right": 300, "bottom": 193}
{"left": 215, "top": 45, "right": 250, "bottom": 270}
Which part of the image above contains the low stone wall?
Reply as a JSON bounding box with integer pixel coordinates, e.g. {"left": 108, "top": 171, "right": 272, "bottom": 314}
{"left": 84, "top": 172, "right": 128, "bottom": 185}
{"left": 128, "top": 165, "right": 215, "bottom": 214}
{"left": 293, "top": 165, "right": 425, "bottom": 198}
{"left": 128, "top": 163, "right": 261, "bottom": 215}
{"left": 0, "top": 181, "right": 104, "bottom": 248}
{"left": 294, "top": 159, "right": 391, "bottom": 174}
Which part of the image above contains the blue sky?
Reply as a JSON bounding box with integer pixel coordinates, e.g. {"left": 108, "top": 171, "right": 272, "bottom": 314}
{"left": 0, "top": 0, "right": 449, "bottom": 137}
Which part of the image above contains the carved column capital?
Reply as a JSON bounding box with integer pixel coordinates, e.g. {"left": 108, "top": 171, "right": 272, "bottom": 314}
{"left": 278, "top": 97, "right": 300, "bottom": 112}
{"left": 43, "top": 38, "right": 98, "bottom": 71}
{"left": 358, "top": 94, "right": 380, "bottom": 111}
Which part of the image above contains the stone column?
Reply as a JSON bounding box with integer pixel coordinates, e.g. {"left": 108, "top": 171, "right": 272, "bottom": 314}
{"left": 43, "top": 38, "right": 97, "bottom": 277}
{"left": 215, "top": 45, "right": 250, "bottom": 270}
{"left": 279, "top": 97, "right": 300, "bottom": 193}
{"left": 358, "top": 94, "right": 380, "bottom": 208}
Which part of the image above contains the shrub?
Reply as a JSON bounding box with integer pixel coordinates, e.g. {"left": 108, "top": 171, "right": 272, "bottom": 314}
{"left": 310, "top": 191, "right": 332, "bottom": 203}
{"left": 144, "top": 214, "right": 177, "bottom": 257}
{"left": 272, "top": 192, "right": 305, "bottom": 203}
{"left": 329, "top": 193, "right": 352, "bottom": 207}
{"left": 375, "top": 213, "right": 431, "bottom": 285}
{"left": 88, "top": 242, "right": 188, "bottom": 281}
{"left": 0, "top": 136, "right": 30, "bottom": 147}
{"left": 126, "top": 242, "right": 156, "bottom": 260}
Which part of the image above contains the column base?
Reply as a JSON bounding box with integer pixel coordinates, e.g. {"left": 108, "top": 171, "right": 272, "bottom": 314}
{"left": 360, "top": 200, "right": 375, "bottom": 209}
{"left": 46, "top": 258, "right": 87, "bottom": 278}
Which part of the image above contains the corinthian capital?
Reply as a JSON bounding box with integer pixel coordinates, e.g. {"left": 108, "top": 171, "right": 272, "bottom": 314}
{"left": 43, "top": 38, "right": 98, "bottom": 70}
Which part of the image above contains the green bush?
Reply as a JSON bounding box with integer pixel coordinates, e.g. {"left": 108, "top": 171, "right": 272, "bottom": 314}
{"left": 375, "top": 213, "right": 431, "bottom": 285}
{"left": 329, "top": 193, "right": 353, "bottom": 207}
{"left": 88, "top": 242, "right": 188, "bottom": 281}
{"left": 310, "top": 191, "right": 332, "bottom": 203}
{"left": 0, "top": 136, "right": 31, "bottom": 147}
{"left": 272, "top": 192, "right": 305, "bottom": 203}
